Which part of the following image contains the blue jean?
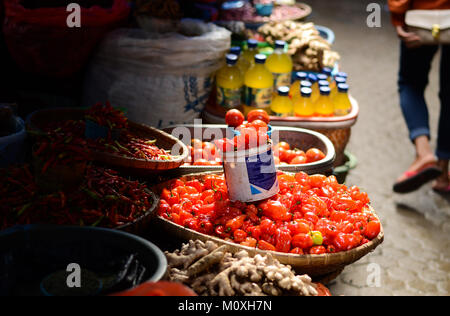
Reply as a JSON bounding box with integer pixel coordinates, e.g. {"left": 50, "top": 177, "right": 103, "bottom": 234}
{"left": 398, "top": 42, "right": 450, "bottom": 160}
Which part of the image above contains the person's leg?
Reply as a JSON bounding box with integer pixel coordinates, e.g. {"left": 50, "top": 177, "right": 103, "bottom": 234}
{"left": 394, "top": 42, "right": 442, "bottom": 192}
{"left": 398, "top": 42, "right": 437, "bottom": 145}
{"left": 433, "top": 45, "right": 450, "bottom": 192}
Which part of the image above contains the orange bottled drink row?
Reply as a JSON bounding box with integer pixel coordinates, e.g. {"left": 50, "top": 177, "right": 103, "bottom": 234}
{"left": 215, "top": 40, "right": 352, "bottom": 117}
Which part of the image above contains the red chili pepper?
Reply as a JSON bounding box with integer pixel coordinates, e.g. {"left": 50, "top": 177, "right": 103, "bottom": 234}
{"left": 35, "top": 142, "right": 48, "bottom": 156}
{"left": 41, "top": 158, "right": 55, "bottom": 174}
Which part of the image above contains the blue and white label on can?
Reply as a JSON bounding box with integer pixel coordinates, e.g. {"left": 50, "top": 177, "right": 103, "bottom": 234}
{"left": 246, "top": 149, "right": 278, "bottom": 195}
{"left": 223, "top": 144, "right": 279, "bottom": 203}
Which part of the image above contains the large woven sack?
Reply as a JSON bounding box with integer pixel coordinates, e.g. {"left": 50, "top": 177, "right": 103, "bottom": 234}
{"left": 82, "top": 19, "right": 231, "bottom": 128}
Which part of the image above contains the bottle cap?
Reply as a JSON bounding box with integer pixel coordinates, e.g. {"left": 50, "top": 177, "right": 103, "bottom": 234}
{"left": 254, "top": 54, "right": 267, "bottom": 64}
{"left": 248, "top": 39, "right": 258, "bottom": 49}
{"left": 318, "top": 80, "right": 329, "bottom": 87}
{"left": 274, "top": 40, "right": 286, "bottom": 50}
{"left": 337, "top": 83, "right": 349, "bottom": 93}
{"left": 322, "top": 67, "right": 333, "bottom": 77}
{"left": 319, "top": 86, "right": 331, "bottom": 96}
{"left": 334, "top": 76, "right": 347, "bottom": 84}
{"left": 295, "top": 72, "right": 308, "bottom": 81}
{"left": 336, "top": 72, "right": 348, "bottom": 79}
{"left": 307, "top": 73, "right": 318, "bottom": 83}
{"left": 226, "top": 54, "right": 238, "bottom": 65}
{"left": 317, "top": 74, "right": 328, "bottom": 81}
{"left": 230, "top": 46, "right": 242, "bottom": 56}
{"left": 300, "top": 87, "right": 312, "bottom": 97}
{"left": 300, "top": 80, "right": 312, "bottom": 88}
{"left": 277, "top": 86, "right": 290, "bottom": 96}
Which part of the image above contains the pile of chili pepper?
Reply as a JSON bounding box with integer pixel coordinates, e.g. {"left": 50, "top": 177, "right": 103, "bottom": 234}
{"left": 0, "top": 165, "right": 154, "bottom": 230}
{"left": 85, "top": 101, "right": 128, "bottom": 130}
{"left": 37, "top": 103, "right": 173, "bottom": 161}
{"left": 95, "top": 135, "right": 172, "bottom": 161}
{"left": 0, "top": 165, "right": 37, "bottom": 229}
{"left": 33, "top": 122, "right": 91, "bottom": 174}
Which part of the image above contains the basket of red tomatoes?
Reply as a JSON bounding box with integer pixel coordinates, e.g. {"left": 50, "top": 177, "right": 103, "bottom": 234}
{"left": 164, "top": 109, "right": 335, "bottom": 176}
{"left": 153, "top": 170, "right": 383, "bottom": 281}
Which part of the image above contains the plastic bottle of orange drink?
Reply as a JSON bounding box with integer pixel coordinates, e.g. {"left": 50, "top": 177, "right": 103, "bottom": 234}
{"left": 289, "top": 72, "right": 308, "bottom": 99}
{"left": 333, "top": 83, "right": 352, "bottom": 116}
{"left": 243, "top": 54, "right": 274, "bottom": 115}
{"left": 322, "top": 67, "right": 333, "bottom": 83}
{"left": 318, "top": 79, "right": 330, "bottom": 89}
{"left": 271, "top": 86, "right": 293, "bottom": 117}
{"left": 316, "top": 74, "right": 328, "bottom": 84}
{"left": 243, "top": 39, "right": 259, "bottom": 66}
{"left": 216, "top": 54, "right": 244, "bottom": 109}
{"left": 266, "top": 40, "right": 293, "bottom": 89}
{"left": 301, "top": 80, "right": 313, "bottom": 89}
{"left": 330, "top": 76, "right": 346, "bottom": 99}
{"left": 230, "top": 46, "right": 250, "bottom": 75}
{"left": 307, "top": 73, "right": 320, "bottom": 103}
{"left": 315, "top": 86, "right": 334, "bottom": 117}
{"left": 293, "top": 87, "right": 315, "bottom": 117}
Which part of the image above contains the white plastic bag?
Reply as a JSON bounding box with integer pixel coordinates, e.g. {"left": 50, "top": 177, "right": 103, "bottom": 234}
{"left": 82, "top": 19, "right": 231, "bottom": 128}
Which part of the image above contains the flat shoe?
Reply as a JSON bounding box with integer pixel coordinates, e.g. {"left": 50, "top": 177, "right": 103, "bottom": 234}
{"left": 433, "top": 184, "right": 450, "bottom": 194}
{"left": 432, "top": 172, "right": 450, "bottom": 194}
{"left": 393, "top": 165, "right": 442, "bottom": 194}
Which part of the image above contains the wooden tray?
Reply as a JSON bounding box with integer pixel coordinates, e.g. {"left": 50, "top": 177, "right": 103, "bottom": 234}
{"left": 243, "top": 2, "right": 313, "bottom": 29}
{"left": 152, "top": 172, "right": 384, "bottom": 281}
{"left": 26, "top": 108, "right": 189, "bottom": 173}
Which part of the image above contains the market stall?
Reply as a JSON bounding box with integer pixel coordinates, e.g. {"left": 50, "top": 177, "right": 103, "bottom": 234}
{"left": 0, "top": 0, "right": 383, "bottom": 298}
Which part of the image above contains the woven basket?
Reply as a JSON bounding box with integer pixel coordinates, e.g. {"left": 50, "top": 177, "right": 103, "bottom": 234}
{"left": 26, "top": 108, "right": 188, "bottom": 173}
{"left": 152, "top": 172, "right": 384, "bottom": 282}
{"left": 313, "top": 127, "right": 351, "bottom": 167}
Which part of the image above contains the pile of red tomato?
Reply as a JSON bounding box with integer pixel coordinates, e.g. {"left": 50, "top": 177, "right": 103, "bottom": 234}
{"left": 158, "top": 171, "right": 381, "bottom": 255}
{"left": 184, "top": 109, "right": 326, "bottom": 166}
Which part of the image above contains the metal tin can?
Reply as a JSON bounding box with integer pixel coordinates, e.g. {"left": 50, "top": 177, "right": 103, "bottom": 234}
{"left": 223, "top": 142, "right": 279, "bottom": 202}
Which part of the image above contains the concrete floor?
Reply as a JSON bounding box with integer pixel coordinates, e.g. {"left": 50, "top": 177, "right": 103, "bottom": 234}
{"left": 302, "top": 0, "right": 450, "bottom": 295}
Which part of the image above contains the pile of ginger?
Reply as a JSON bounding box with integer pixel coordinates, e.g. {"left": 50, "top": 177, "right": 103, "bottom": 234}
{"left": 165, "top": 240, "right": 319, "bottom": 297}
{"left": 257, "top": 21, "right": 340, "bottom": 71}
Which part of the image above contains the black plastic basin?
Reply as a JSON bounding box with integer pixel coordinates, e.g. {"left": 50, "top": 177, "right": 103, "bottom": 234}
{"left": 0, "top": 225, "right": 167, "bottom": 296}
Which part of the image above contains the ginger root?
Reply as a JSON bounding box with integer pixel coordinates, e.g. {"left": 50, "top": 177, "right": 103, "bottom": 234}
{"left": 165, "top": 241, "right": 319, "bottom": 297}
{"left": 165, "top": 240, "right": 218, "bottom": 270}
{"left": 257, "top": 21, "right": 340, "bottom": 71}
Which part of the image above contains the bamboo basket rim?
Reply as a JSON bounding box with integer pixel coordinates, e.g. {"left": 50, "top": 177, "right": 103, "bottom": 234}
{"left": 26, "top": 108, "right": 189, "bottom": 170}
{"left": 203, "top": 96, "right": 359, "bottom": 130}
{"left": 153, "top": 171, "right": 384, "bottom": 268}
{"left": 154, "top": 211, "right": 384, "bottom": 265}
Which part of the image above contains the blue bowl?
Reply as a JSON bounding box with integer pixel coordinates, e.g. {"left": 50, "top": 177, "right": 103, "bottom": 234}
{"left": 0, "top": 117, "right": 26, "bottom": 168}
{"left": 315, "top": 25, "right": 336, "bottom": 44}
{"left": 255, "top": 4, "right": 273, "bottom": 17}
